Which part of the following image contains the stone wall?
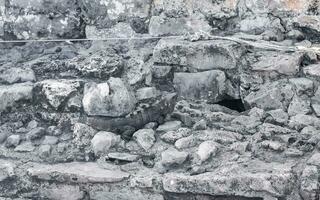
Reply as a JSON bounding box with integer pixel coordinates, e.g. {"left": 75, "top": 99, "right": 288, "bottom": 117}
{"left": 1, "top": 0, "right": 320, "bottom": 200}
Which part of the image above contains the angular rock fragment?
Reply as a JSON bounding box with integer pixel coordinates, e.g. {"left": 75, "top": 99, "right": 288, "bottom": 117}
{"left": 300, "top": 165, "right": 319, "bottom": 200}
{"left": 160, "top": 128, "right": 192, "bottom": 143}
{"left": 40, "top": 185, "right": 84, "bottom": 200}
{"left": 288, "top": 114, "right": 320, "bottom": 130}
{"left": 287, "top": 95, "right": 311, "bottom": 116}
{"left": 132, "top": 129, "right": 156, "bottom": 151}
{"left": 244, "top": 81, "right": 294, "bottom": 111}
{"left": 73, "top": 123, "right": 97, "bottom": 148}
{"left": 5, "top": 135, "right": 21, "bottom": 148}
{"left": 175, "top": 134, "right": 197, "bottom": 149}
{"left": 303, "top": 63, "right": 320, "bottom": 78}
{"left": 83, "top": 78, "right": 136, "bottom": 117}
{"left": 289, "top": 78, "right": 314, "bottom": 96}
{"left": 135, "top": 87, "right": 159, "bottom": 101}
{"left": 37, "top": 79, "right": 80, "bottom": 110}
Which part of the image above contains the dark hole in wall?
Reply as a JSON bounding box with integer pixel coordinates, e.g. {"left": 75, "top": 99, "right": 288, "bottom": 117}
{"left": 216, "top": 99, "right": 246, "bottom": 112}
{"left": 163, "top": 192, "right": 264, "bottom": 200}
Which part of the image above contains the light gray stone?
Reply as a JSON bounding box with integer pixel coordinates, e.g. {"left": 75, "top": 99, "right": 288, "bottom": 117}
{"left": 91, "top": 131, "right": 120, "bottom": 156}
{"left": 73, "top": 123, "right": 97, "bottom": 148}
{"left": 136, "top": 87, "right": 159, "bottom": 101}
{"left": 153, "top": 39, "right": 242, "bottom": 70}
{"left": 38, "top": 79, "right": 80, "bottom": 110}
{"left": 197, "top": 140, "right": 219, "bottom": 162}
{"left": 157, "top": 121, "right": 182, "bottom": 133}
{"left": 287, "top": 95, "right": 311, "bottom": 116}
{"left": 265, "top": 109, "right": 289, "bottom": 125}
{"left": 152, "top": 65, "right": 172, "bottom": 78}
{"left": 160, "top": 128, "right": 192, "bottom": 143}
{"left": 0, "top": 67, "right": 36, "bottom": 84}
{"left": 40, "top": 185, "right": 84, "bottom": 200}
{"left": 26, "top": 127, "right": 46, "bottom": 140}
{"left": 303, "top": 63, "right": 320, "bottom": 78}
{"left": 132, "top": 129, "right": 156, "bottom": 151}
{"left": 38, "top": 145, "right": 52, "bottom": 158}
{"left": 0, "top": 82, "right": 33, "bottom": 112}
{"left": 288, "top": 114, "right": 320, "bottom": 130}
{"left": 42, "top": 136, "right": 59, "bottom": 145}
{"left": 5, "top": 135, "right": 21, "bottom": 148}
{"left": 83, "top": 78, "right": 136, "bottom": 117}
{"left": 174, "top": 135, "right": 197, "bottom": 149}
{"left": 161, "top": 147, "right": 188, "bottom": 167}
{"left": 300, "top": 165, "right": 319, "bottom": 200}
{"left": 289, "top": 78, "right": 314, "bottom": 96}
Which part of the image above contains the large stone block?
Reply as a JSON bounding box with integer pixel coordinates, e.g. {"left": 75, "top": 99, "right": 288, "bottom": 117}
{"left": 154, "top": 39, "right": 243, "bottom": 71}
{"left": 83, "top": 78, "right": 136, "bottom": 117}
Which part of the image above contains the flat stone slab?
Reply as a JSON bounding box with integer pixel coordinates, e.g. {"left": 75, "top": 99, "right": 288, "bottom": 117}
{"left": 163, "top": 161, "right": 295, "bottom": 200}
{"left": 27, "top": 162, "right": 130, "bottom": 183}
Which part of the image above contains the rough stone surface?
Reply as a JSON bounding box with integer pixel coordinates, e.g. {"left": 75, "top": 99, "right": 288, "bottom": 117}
{"left": 132, "top": 129, "right": 156, "bottom": 151}
{"left": 83, "top": 78, "right": 136, "bottom": 117}
{"left": 91, "top": 131, "right": 120, "bottom": 156}
{"left": 161, "top": 147, "right": 188, "bottom": 167}
{"left": 0, "top": 82, "right": 33, "bottom": 112}
{"left": 28, "top": 162, "right": 130, "bottom": 183}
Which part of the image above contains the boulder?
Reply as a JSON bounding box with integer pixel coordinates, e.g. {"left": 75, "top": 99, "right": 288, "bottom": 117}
{"left": 173, "top": 70, "right": 226, "bottom": 102}
{"left": 0, "top": 82, "right": 33, "bottom": 112}
{"left": 83, "top": 78, "right": 136, "bottom": 117}
{"left": 153, "top": 39, "right": 243, "bottom": 71}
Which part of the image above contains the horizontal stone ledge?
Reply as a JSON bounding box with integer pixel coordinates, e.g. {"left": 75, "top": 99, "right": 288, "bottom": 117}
{"left": 27, "top": 162, "right": 130, "bottom": 183}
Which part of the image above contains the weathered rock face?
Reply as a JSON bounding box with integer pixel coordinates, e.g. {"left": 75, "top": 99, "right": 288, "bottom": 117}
{"left": 1, "top": 0, "right": 320, "bottom": 200}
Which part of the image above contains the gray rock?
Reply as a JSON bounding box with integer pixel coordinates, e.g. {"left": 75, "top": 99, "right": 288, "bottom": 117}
{"left": 265, "top": 109, "right": 289, "bottom": 125}
{"left": 38, "top": 79, "right": 80, "bottom": 110}
{"left": 251, "top": 52, "right": 302, "bottom": 75}
{"left": 192, "top": 119, "right": 207, "bottom": 130}
{"left": 5, "top": 135, "right": 21, "bottom": 148}
{"left": 0, "top": 126, "right": 9, "bottom": 144}
{"left": 27, "top": 162, "right": 130, "bottom": 183}
{"left": 85, "top": 23, "right": 136, "bottom": 39}
{"left": 160, "top": 128, "right": 192, "bottom": 143}
{"left": 157, "top": 121, "right": 182, "bottom": 133}
{"left": 0, "top": 82, "right": 33, "bottom": 112}
{"left": 289, "top": 78, "right": 314, "bottom": 96}
{"left": 73, "top": 123, "right": 96, "bottom": 148}
{"left": 40, "top": 185, "right": 84, "bottom": 200}
{"left": 26, "top": 127, "right": 46, "bottom": 140}
{"left": 132, "top": 129, "right": 156, "bottom": 151}
{"left": 287, "top": 95, "right": 311, "bottom": 116}
{"left": 149, "top": 16, "right": 211, "bottom": 37}
{"left": 261, "top": 140, "right": 285, "bottom": 152}
{"left": 83, "top": 78, "right": 136, "bottom": 117}
{"left": 303, "top": 63, "right": 320, "bottom": 78}
{"left": 42, "top": 136, "right": 59, "bottom": 145}
{"left": 307, "top": 152, "right": 320, "bottom": 166}
{"left": 0, "top": 160, "right": 15, "bottom": 182}
{"left": 90, "top": 189, "right": 163, "bottom": 200}
{"left": 300, "top": 165, "right": 319, "bottom": 200}
{"left": 288, "top": 114, "right": 320, "bottom": 130}
{"left": 197, "top": 140, "right": 219, "bottom": 162}
{"left": 0, "top": 67, "right": 36, "bottom": 84}
{"left": 161, "top": 147, "right": 188, "bottom": 167}
{"left": 135, "top": 87, "right": 159, "bottom": 101}
{"left": 151, "top": 65, "right": 172, "bottom": 78}
{"left": 239, "top": 15, "right": 283, "bottom": 34}
{"left": 173, "top": 70, "right": 226, "bottom": 102}
{"left": 38, "top": 145, "right": 52, "bottom": 158}
{"left": 91, "top": 131, "right": 120, "bottom": 156}
{"left": 14, "top": 142, "right": 35, "bottom": 152}
{"left": 174, "top": 135, "right": 197, "bottom": 149}
{"left": 163, "top": 162, "right": 294, "bottom": 199}
{"left": 70, "top": 49, "right": 124, "bottom": 79}
{"left": 27, "top": 120, "right": 38, "bottom": 130}
{"left": 293, "top": 15, "right": 320, "bottom": 40}
{"left": 153, "top": 39, "right": 242, "bottom": 71}
{"left": 244, "top": 81, "right": 294, "bottom": 111}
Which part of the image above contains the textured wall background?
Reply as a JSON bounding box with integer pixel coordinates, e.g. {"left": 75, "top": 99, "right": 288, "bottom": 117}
{"left": 0, "top": 0, "right": 319, "bottom": 40}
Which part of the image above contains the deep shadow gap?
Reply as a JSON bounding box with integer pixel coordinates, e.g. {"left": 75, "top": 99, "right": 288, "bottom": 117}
{"left": 216, "top": 99, "right": 246, "bottom": 112}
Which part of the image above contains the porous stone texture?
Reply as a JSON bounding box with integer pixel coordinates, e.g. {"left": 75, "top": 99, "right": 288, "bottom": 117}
{"left": 1, "top": 1, "right": 320, "bottom": 200}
